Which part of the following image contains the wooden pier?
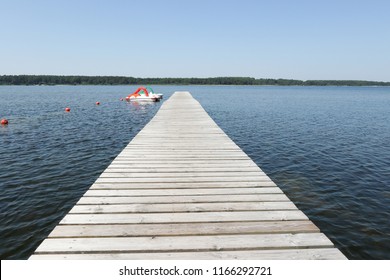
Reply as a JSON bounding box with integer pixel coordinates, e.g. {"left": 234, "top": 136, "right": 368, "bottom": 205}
{"left": 30, "top": 92, "right": 346, "bottom": 260}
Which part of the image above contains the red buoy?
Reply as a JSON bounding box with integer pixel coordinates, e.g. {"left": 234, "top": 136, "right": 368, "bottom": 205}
{"left": 96, "top": 102, "right": 100, "bottom": 105}
{"left": 65, "top": 107, "right": 71, "bottom": 112}
{"left": 1, "top": 119, "right": 8, "bottom": 125}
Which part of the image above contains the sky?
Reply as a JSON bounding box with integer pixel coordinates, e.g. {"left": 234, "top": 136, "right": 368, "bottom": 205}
{"left": 0, "top": 0, "right": 389, "bottom": 81}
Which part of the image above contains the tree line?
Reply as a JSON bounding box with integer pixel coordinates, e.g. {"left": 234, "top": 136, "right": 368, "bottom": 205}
{"left": 0, "top": 75, "right": 389, "bottom": 86}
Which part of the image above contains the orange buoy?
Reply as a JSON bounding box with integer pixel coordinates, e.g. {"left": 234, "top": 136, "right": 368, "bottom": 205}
{"left": 96, "top": 102, "right": 100, "bottom": 105}
{"left": 65, "top": 107, "right": 71, "bottom": 112}
{"left": 1, "top": 119, "right": 8, "bottom": 125}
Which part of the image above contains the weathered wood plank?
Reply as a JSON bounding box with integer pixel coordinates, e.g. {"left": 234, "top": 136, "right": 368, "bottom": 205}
{"left": 99, "top": 171, "right": 267, "bottom": 178}
{"left": 34, "top": 233, "right": 334, "bottom": 254}
{"left": 115, "top": 156, "right": 250, "bottom": 161}
{"left": 77, "top": 194, "right": 292, "bottom": 204}
{"left": 107, "top": 162, "right": 259, "bottom": 168}
{"left": 104, "top": 167, "right": 264, "bottom": 173}
{"left": 123, "top": 147, "right": 242, "bottom": 151}
{"left": 59, "top": 211, "right": 308, "bottom": 224}
{"left": 69, "top": 201, "right": 298, "bottom": 214}
{"left": 111, "top": 159, "right": 252, "bottom": 163}
{"left": 94, "top": 176, "right": 271, "bottom": 183}
{"left": 84, "top": 187, "right": 283, "bottom": 197}
{"left": 90, "top": 181, "right": 277, "bottom": 189}
{"left": 118, "top": 151, "right": 248, "bottom": 155}
{"left": 124, "top": 144, "right": 240, "bottom": 148}
{"left": 47, "top": 220, "right": 317, "bottom": 238}
{"left": 30, "top": 248, "right": 347, "bottom": 260}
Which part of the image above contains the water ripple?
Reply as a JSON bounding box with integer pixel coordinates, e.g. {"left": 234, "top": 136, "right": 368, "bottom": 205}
{"left": 1, "top": 85, "right": 390, "bottom": 259}
{"left": 194, "top": 86, "right": 390, "bottom": 259}
{"left": 0, "top": 86, "right": 172, "bottom": 259}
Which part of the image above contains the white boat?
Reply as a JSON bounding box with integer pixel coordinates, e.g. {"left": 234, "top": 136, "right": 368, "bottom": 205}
{"left": 126, "top": 87, "right": 163, "bottom": 102}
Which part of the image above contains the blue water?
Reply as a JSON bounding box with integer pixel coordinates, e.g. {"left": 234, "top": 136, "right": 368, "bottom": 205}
{"left": 1, "top": 85, "right": 389, "bottom": 259}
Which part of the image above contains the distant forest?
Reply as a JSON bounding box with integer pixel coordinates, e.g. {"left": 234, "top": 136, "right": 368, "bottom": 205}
{"left": 1, "top": 75, "right": 389, "bottom": 86}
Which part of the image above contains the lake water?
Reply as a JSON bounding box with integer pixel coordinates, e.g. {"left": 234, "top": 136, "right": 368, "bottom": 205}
{"left": 1, "top": 85, "right": 389, "bottom": 259}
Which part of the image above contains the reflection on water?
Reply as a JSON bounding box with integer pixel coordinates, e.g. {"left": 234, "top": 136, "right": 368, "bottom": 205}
{"left": 127, "top": 100, "right": 160, "bottom": 110}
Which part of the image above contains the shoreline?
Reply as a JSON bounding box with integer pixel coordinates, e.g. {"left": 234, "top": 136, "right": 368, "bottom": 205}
{"left": 1, "top": 84, "right": 390, "bottom": 87}
{"left": 1, "top": 75, "right": 389, "bottom": 87}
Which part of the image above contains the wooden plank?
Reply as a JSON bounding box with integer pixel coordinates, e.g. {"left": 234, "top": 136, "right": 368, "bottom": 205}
{"left": 47, "top": 220, "right": 317, "bottom": 238}
{"left": 111, "top": 159, "right": 251, "bottom": 163}
{"left": 103, "top": 167, "right": 264, "bottom": 172}
{"left": 123, "top": 146, "right": 242, "bottom": 150}
{"left": 118, "top": 151, "right": 247, "bottom": 155}
{"left": 124, "top": 144, "right": 240, "bottom": 148}
{"left": 69, "top": 201, "right": 298, "bottom": 214}
{"left": 123, "top": 147, "right": 242, "bottom": 151}
{"left": 133, "top": 136, "right": 233, "bottom": 139}
{"left": 107, "top": 162, "right": 259, "bottom": 167}
{"left": 34, "top": 233, "right": 334, "bottom": 254}
{"left": 30, "top": 248, "right": 347, "bottom": 260}
{"left": 94, "top": 176, "right": 270, "bottom": 183}
{"left": 90, "top": 181, "right": 277, "bottom": 189}
{"left": 77, "top": 194, "right": 292, "bottom": 204}
{"left": 83, "top": 187, "right": 283, "bottom": 197}
{"left": 133, "top": 140, "right": 230, "bottom": 144}
{"left": 99, "top": 171, "right": 266, "bottom": 178}
{"left": 115, "top": 156, "right": 250, "bottom": 160}
{"left": 59, "top": 211, "right": 308, "bottom": 224}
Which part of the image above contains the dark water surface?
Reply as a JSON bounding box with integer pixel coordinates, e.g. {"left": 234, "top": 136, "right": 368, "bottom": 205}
{"left": 1, "top": 85, "right": 389, "bottom": 259}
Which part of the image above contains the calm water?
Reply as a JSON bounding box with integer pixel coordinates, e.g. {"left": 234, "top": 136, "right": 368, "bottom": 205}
{"left": 1, "top": 85, "right": 389, "bottom": 259}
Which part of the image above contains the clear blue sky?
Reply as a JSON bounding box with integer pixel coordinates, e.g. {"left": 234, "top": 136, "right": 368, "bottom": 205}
{"left": 1, "top": 0, "right": 389, "bottom": 81}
